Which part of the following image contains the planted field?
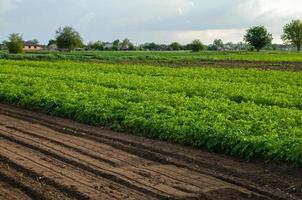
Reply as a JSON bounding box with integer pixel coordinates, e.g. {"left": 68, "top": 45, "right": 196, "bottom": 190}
{"left": 1, "top": 60, "right": 302, "bottom": 165}
{"left": 2, "top": 51, "right": 302, "bottom": 70}
{"left": 2, "top": 105, "right": 301, "bottom": 199}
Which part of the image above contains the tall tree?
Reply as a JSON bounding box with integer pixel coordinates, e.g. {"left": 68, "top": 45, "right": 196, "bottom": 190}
{"left": 282, "top": 20, "right": 302, "bottom": 51}
{"left": 188, "top": 40, "right": 206, "bottom": 52}
{"left": 244, "top": 26, "right": 273, "bottom": 51}
{"left": 121, "top": 38, "right": 132, "bottom": 50}
{"left": 55, "top": 26, "right": 83, "bottom": 51}
{"left": 213, "top": 39, "right": 224, "bottom": 50}
{"left": 47, "top": 39, "right": 56, "bottom": 46}
{"left": 169, "top": 42, "right": 182, "bottom": 51}
{"left": 5, "top": 33, "right": 24, "bottom": 53}
{"left": 112, "top": 40, "right": 121, "bottom": 51}
{"left": 30, "top": 39, "right": 39, "bottom": 45}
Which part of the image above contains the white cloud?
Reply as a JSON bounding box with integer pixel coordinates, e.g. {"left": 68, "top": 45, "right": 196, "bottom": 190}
{"left": 236, "top": 0, "right": 302, "bottom": 20}
{"left": 154, "top": 29, "right": 246, "bottom": 44}
{"left": 1, "top": 0, "right": 301, "bottom": 44}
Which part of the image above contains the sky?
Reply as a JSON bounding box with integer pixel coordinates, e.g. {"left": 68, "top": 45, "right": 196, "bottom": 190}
{"left": 1, "top": 0, "right": 302, "bottom": 45}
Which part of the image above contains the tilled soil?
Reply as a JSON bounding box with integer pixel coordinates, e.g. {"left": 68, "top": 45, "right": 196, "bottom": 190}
{"left": 0, "top": 104, "right": 301, "bottom": 200}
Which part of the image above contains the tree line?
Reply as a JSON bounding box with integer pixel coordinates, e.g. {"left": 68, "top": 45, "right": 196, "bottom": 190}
{"left": 2, "top": 19, "right": 302, "bottom": 53}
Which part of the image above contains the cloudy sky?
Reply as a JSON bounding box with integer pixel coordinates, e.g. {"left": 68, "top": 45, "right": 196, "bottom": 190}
{"left": 1, "top": 0, "right": 302, "bottom": 44}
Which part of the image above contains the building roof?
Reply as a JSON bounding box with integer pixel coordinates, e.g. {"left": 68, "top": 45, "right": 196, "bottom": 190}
{"left": 24, "top": 41, "right": 42, "bottom": 46}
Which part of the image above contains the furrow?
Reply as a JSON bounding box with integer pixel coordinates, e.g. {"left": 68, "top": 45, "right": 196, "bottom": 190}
{"left": 0, "top": 132, "right": 178, "bottom": 200}
{"left": 1, "top": 118, "right": 223, "bottom": 192}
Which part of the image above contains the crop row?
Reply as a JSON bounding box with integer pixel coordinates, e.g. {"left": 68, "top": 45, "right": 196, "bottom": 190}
{"left": 0, "top": 60, "right": 302, "bottom": 165}
{"left": 1, "top": 50, "right": 302, "bottom": 63}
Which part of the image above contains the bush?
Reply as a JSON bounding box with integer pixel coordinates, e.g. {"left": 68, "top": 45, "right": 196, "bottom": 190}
{"left": 5, "top": 33, "right": 24, "bottom": 54}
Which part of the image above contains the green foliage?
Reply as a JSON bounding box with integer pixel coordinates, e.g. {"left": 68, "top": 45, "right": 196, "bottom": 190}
{"left": 112, "top": 40, "right": 121, "bottom": 51}
{"left": 282, "top": 20, "right": 302, "bottom": 51}
{"left": 29, "top": 39, "right": 39, "bottom": 45}
{"left": 213, "top": 39, "right": 224, "bottom": 50}
{"left": 1, "top": 51, "right": 302, "bottom": 64}
{"left": 55, "top": 26, "right": 83, "bottom": 51}
{"left": 1, "top": 59, "right": 302, "bottom": 165}
{"left": 47, "top": 39, "right": 56, "bottom": 46}
{"left": 188, "top": 40, "right": 206, "bottom": 52}
{"left": 87, "top": 41, "right": 104, "bottom": 51}
{"left": 169, "top": 42, "right": 182, "bottom": 51}
{"left": 121, "top": 38, "right": 134, "bottom": 50}
{"left": 5, "top": 33, "right": 24, "bottom": 54}
{"left": 244, "top": 26, "right": 273, "bottom": 51}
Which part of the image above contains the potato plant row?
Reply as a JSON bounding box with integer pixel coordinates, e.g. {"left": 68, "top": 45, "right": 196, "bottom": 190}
{"left": 0, "top": 60, "right": 302, "bottom": 165}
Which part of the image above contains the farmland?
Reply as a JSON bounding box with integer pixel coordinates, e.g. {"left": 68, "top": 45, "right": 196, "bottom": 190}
{"left": 1, "top": 57, "right": 302, "bottom": 199}
{"left": 2, "top": 51, "right": 302, "bottom": 70}
{"left": 1, "top": 59, "right": 302, "bottom": 164}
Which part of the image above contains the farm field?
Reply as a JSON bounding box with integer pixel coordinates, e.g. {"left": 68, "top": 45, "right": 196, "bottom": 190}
{"left": 0, "top": 104, "right": 301, "bottom": 200}
{"left": 0, "top": 58, "right": 302, "bottom": 199}
{"left": 2, "top": 51, "right": 302, "bottom": 70}
{"left": 1, "top": 59, "right": 302, "bottom": 164}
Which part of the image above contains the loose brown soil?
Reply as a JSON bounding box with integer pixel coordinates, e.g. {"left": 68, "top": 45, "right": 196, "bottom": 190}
{"left": 0, "top": 104, "right": 301, "bottom": 200}
{"left": 95, "top": 59, "right": 302, "bottom": 71}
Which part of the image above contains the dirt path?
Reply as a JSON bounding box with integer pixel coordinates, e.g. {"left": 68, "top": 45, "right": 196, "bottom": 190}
{"left": 0, "top": 104, "right": 301, "bottom": 200}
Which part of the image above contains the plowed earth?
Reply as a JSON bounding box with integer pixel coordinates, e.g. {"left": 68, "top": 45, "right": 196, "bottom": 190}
{"left": 0, "top": 104, "right": 301, "bottom": 200}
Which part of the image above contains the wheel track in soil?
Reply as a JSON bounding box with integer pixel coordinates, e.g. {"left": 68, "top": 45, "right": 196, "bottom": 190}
{"left": 0, "top": 123, "right": 253, "bottom": 199}
{"left": 0, "top": 123, "right": 212, "bottom": 191}
{"left": 0, "top": 103, "right": 301, "bottom": 200}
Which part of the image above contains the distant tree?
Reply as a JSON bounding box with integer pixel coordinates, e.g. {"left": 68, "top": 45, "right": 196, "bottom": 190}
{"left": 141, "top": 43, "right": 159, "bottom": 51}
{"left": 149, "top": 43, "right": 158, "bottom": 50}
{"left": 244, "top": 26, "right": 273, "bottom": 51}
{"left": 47, "top": 39, "right": 56, "bottom": 46}
{"left": 121, "top": 38, "right": 134, "bottom": 50}
{"left": 87, "top": 41, "right": 104, "bottom": 51}
{"left": 128, "top": 43, "right": 135, "bottom": 51}
{"left": 282, "top": 19, "right": 302, "bottom": 51}
{"left": 5, "top": 33, "right": 24, "bottom": 53}
{"left": 169, "top": 42, "right": 182, "bottom": 51}
{"left": 213, "top": 39, "right": 224, "bottom": 50}
{"left": 29, "top": 39, "right": 39, "bottom": 45}
{"left": 55, "top": 26, "right": 83, "bottom": 51}
{"left": 112, "top": 39, "right": 121, "bottom": 51}
{"left": 188, "top": 40, "right": 206, "bottom": 52}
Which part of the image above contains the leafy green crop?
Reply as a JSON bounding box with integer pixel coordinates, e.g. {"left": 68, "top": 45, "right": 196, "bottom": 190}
{"left": 1, "top": 50, "right": 302, "bottom": 64}
{"left": 1, "top": 60, "right": 302, "bottom": 165}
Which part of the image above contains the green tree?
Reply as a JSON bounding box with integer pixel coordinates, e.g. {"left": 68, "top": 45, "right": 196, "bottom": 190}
{"left": 244, "top": 26, "right": 273, "bottom": 51}
{"left": 169, "top": 42, "right": 182, "bottom": 51}
{"left": 112, "top": 40, "right": 121, "bottom": 51}
{"left": 87, "top": 41, "right": 104, "bottom": 51}
{"left": 55, "top": 26, "right": 83, "bottom": 51}
{"left": 29, "top": 39, "right": 39, "bottom": 45}
{"left": 47, "top": 39, "right": 56, "bottom": 46}
{"left": 189, "top": 40, "right": 206, "bottom": 52}
{"left": 128, "top": 43, "right": 135, "bottom": 50}
{"left": 121, "top": 38, "right": 134, "bottom": 50}
{"left": 282, "top": 20, "right": 302, "bottom": 51}
{"left": 5, "top": 33, "right": 24, "bottom": 53}
{"left": 214, "top": 39, "right": 224, "bottom": 50}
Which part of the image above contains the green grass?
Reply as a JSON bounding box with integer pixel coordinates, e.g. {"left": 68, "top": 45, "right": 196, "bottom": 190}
{"left": 1, "top": 50, "right": 302, "bottom": 63}
{"left": 1, "top": 59, "right": 302, "bottom": 165}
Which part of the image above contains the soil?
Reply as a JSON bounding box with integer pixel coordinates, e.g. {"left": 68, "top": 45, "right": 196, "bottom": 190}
{"left": 96, "top": 59, "right": 302, "bottom": 71}
{"left": 0, "top": 103, "right": 301, "bottom": 200}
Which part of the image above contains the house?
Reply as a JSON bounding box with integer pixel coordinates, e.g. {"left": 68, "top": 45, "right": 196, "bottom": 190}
{"left": 23, "top": 41, "right": 44, "bottom": 51}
